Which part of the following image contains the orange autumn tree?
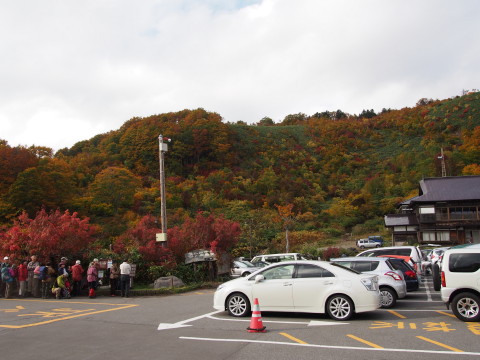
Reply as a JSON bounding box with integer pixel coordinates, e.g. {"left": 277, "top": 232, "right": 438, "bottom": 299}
{"left": 167, "top": 212, "right": 241, "bottom": 263}
{"left": 275, "top": 204, "right": 296, "bottom": 253}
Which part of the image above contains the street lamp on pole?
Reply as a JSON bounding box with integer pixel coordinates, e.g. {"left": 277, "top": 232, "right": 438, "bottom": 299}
{"left": 157, "top": 134, "right": 170, "bottom": 247}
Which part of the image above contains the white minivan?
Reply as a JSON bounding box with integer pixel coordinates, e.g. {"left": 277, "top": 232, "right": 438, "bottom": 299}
{"left": 440, "top": 246, "right": 480, "bottom": 322}
{"left": 250, "top": 253, "right": 307, "bottom": 265}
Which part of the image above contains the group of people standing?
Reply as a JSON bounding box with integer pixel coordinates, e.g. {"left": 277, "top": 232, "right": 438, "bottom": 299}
{"left": 1, "top": 255, "right": 133, "bottom": 299}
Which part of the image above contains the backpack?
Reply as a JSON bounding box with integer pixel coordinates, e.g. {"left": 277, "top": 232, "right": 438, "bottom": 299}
{"left": 1, "top": 266, "right": 12, "bottom": 282}
{"left": 38, "top": 266, "right": 47, "bottom": 281}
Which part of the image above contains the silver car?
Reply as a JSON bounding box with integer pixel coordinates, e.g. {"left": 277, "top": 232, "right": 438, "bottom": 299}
{"left": 331, "top": 256, "right": 407, "bottom": 308}
{"left": 230, "top": 260, "right": 262, "bottom": 278}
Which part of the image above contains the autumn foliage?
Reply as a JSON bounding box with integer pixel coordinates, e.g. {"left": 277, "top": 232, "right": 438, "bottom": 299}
{"left": 0, "top": 209, "right": 97, "bottom": 262}
{"left": 0, "top": 92, "right": 479, "bottom": 269}
{"left": 167, "top": 212, "right": 241, "bottom": 262}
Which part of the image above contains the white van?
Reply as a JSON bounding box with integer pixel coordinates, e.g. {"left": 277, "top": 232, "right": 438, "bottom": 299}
{"left": 250, "top": 253, "right": 307, "bottom": 265}
{"left": 440, "top": 246, "right": 480, "bottom": 322}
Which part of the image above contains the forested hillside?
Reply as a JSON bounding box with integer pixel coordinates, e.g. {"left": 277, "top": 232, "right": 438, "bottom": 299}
{"left": 1, "top": 92, "right": 479, "bottom": 264}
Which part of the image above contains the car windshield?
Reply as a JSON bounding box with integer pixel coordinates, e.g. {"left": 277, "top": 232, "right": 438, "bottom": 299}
{"left": 255, "top": 261, "right": 269, "bottom": 267}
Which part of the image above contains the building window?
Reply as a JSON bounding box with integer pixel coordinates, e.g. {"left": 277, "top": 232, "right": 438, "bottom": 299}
{"left": 421, "top": 231, "right": 450, "bottom": 242}
{"left": 436, "top": 207, "right": 448, "bottom": 221}
{"left": 419, "top": 207, "right": 435, "bottom": 214}
{"left": 462, "top": 207, "right": 477, "bottom": 220}
{"left": 450, "top": 207, "right": 478, "bottom": 220}
{"left": 422, "top": 232, "right": 436, "bottom": 242}
{"left": 437, "top": 231, "right": 450, "bottom": 242}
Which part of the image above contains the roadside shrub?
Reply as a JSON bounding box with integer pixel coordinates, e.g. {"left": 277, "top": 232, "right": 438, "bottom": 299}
{"left": 321, "top": 247, "right": 341, "bottom": 260}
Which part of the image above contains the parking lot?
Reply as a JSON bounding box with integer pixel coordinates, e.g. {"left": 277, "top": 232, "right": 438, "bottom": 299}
{"left": 1, "top": 276, "right": 479, "bottom": 359}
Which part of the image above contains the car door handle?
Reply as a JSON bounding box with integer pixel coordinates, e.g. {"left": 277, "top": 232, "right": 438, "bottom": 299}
{"left": 323, "top": 281, "right": 334, "bottom": 285}
{"left": 283, "top": 282, "right": 293, "bottom": 286}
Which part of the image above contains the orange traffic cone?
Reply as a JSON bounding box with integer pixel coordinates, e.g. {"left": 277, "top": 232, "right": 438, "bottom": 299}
{"left": 247, "top": 298, "right": 266, "bottom": 333}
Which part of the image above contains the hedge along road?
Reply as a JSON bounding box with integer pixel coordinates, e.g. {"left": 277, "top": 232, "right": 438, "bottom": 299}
{"left": 1, "top": 280, "right": 480, "bottom": 360}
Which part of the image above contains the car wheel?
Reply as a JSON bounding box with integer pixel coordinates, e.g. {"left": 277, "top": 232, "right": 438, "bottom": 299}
{"left": 451, "top": 292, "right": 480, "bottom": 322}
{"left": 432, "top": 263, "right": 441, "bottom": 291}
{"left": 241, "top": 272, "right": 251, "bottom": 277}
{"left": 360, "top": 246, "right": 365, "bottom": 249}
{"left": 379, "top": 287, "right": 397, "bottom": 308}
{"left": 326, "top": 294, "right": 354, "bottom": 321}
{"left": 226, "top": 293, "right": 251, "bottom": 317}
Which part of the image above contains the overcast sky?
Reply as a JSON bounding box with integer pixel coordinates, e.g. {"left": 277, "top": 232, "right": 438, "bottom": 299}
{"left": 1, "top": 0, "right": 479, "bottom": 151}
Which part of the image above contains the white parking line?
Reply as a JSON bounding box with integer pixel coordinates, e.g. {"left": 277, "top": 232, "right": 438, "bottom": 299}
{"left": 207, "top": 314, "right": 348, "bottom": 326}
{"left": 180, "top": 336, "right": 480, "bottom": 356}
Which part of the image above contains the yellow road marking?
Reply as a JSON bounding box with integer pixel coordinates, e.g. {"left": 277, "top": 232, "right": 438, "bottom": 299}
{"left": 1, "top": 298, "right": 130, "bottom": 306}
{"left": 347, "top": 334, "right": 384, "bottom": 349}
{"left": 417, "top": 336, "right": 463, "bottom": 352}
{"left": 388, "top": 310, "right": 406, "bottom": 319}
{"left": 436, "top": 310, "right": 456, "bottom": 318}
{"left": 279, "top": 332, "right": 308, "bottom": 344}
{"left": 0, "top": 306, "right": 25, "bottom": 313}
{"left": 0, "top": 301, "right": 138, "bottom": 329}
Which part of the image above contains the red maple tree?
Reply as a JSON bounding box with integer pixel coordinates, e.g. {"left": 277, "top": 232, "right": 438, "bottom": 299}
{"left": 0, "top": 209, "right": 97, "bottom": 262}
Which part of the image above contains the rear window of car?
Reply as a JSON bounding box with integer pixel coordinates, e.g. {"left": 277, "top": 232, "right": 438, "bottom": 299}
{"left": 389, "top": 259, "right": 414, "bottom": 272}
{"left": 333, "top": 260, "right": 379, "bottom": 272}
{"left": 449, "top": 253, "right": 480, "bottom": 273}
{"left": 352, "top": 261, "right": 379, "bottom": 272}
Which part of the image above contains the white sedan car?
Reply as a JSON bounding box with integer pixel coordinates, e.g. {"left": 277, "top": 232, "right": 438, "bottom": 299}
{"left": 213, "top": 260, "right": 380, "bottom": 321}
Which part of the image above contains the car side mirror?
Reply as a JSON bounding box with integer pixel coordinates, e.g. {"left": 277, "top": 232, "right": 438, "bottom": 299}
{"left": 254, "top": 275, "right": 265, "bottom": 283}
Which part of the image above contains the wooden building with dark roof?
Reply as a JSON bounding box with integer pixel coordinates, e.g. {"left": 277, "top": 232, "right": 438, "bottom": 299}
{"left": 384, "top": 176, "right": 480, "bottom": 245}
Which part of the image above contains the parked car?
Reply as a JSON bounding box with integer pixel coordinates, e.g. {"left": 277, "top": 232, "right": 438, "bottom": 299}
{"left": 440, "top": 246, "right": 480, "bottom": 322}
{"left": 386, "top": 257, "right": 420, "bottom": 292}
{"left": 230, "top": 260, "right": 262, "bottom": 278}
{"left": 356, "top": 239, "right": 381, "bottom": 249}
{"left": 429, "top": 247, "right": 450, "bottom": 290}
{"left": 250, "top": 253, "right": 308, "bottom": 265}
{"left": 430, "top": 247, "right": 450, "bottom": 265}
{"left": 330, "top": 256, "right": 407, "bottom": 308}
{"left": 213, "top": 260, "right": 381, "bottom": 320}
{"left": 357, "top": 246, "right": 423, "bottom": 281}
{"left": 368, "top": 236, "right": 384, "bottom": 246}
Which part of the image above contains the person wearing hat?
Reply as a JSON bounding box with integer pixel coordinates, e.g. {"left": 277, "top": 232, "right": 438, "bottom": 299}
{"left": 27, "top": 255, "right": 39, "bottom": 297}
{"left": 71, "top": 260, "right": 84, "bottom": 297}
{"left": 57, "top": 257, "right": 68, "bottom": 275}
{"left": 1, "top": 257, "right": 10, "bottom": 298}
{"left": 1, "top": 257, "right": 15, "bottom": 299}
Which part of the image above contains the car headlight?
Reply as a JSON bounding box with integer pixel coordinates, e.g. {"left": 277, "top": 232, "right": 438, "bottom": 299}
{"left": 361, "top": 277, "right": 378, "bottom": 291}
{"left": 216, "top": 284, "right": 225, "bottom": 292}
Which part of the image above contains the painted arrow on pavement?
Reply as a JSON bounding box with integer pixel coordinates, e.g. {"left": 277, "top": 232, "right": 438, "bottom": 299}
{"left": 158, "top": 310, "right": 223, "bottom": 330}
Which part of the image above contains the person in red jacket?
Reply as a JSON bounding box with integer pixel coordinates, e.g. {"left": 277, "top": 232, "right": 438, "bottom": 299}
{"left": 71, "top": 260, "right": 84, "bottom": 297}
{"left": 17, "top": 260, "right": 28, "bottom": 298}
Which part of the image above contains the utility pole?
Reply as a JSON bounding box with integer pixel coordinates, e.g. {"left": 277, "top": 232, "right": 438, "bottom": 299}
{"left": 157, "top": 135, "right": 170, "bottom": 247}
{"left": 438, "top": 148, "right": 446, "bottom": 177}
